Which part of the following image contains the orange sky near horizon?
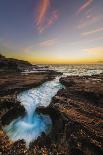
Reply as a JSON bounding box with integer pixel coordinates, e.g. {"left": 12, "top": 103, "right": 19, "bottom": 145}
{"left": 0, "top": 0, "right": 103, "bottom": 64}
{"left": 5, "top": 49, "right": 103, "bottom": 64}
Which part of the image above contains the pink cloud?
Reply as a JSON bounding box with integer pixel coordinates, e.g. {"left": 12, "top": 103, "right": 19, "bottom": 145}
{"left": 76, "top": 0, "right": 93, "bottom": 15}
{"left": 39, "top": 39, "right": 57, "bottom": 47}
{"left": 77, "top": 7, "right": 103, "bottom": 29}
{"left": 36, "top": 0, "right": 50, "bottom": 27}
{"left": 78, "top": 15, "right": 99, "bottom": 29}
{"left": 40, "top": 10, "right": 59, "bottom": 33}
{"left": 82, "top": 27, "right": 103, "bottom": 36}
{"left": 35, "top": 0, "right": 59, "bottom": 33}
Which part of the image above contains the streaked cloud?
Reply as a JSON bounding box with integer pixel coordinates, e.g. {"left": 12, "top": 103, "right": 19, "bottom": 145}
{"left": 36, "top": 0, "right": 59, "bottom": 33}
{"left": 77, "top": 7, "right": 103, "bottom": 29}
{"left": 36, "top": 0, "right": 50, "bottom": 27}
{"left": 84, "top": 46, "right": 103, "bottom": 57}
{"left": 22, "top": 46, "right": 33, "bottom": 53}
{"left": 82, "top": 27, "right": 103, "bottom": 36}
{"left": 68, "top": 36, "right": 103, "bottom": 46}
{"left": 76, "top": 0, "right": 93, "bottom": 15}
{"left": 78, "top": 15, "right": 100, "bottom": 29}
{"left": 46, "top": 10, "right": 59, "bottom": 29}
{"left": 39, "top": 38, "right": 57, "bottom": 47}
{"left": 39, "top": 10, "right": 60, "bottom": 33}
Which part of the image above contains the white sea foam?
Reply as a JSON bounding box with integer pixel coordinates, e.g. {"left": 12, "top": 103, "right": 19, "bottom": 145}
{"left": 4, "top": 77, "right": 63, "bottom": 146}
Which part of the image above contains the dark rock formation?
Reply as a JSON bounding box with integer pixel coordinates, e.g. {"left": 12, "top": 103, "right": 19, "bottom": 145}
{"left": 49, "top": 75, "right": 103, "bottom": 155}
{"left": 1, "top": 73, "right": 103, "bottom": 155}
{"left": 33, "top": 74, "right": 103, "bottom": 155}
{"left": 0, "top": 60, "right": 63, "bottom": 154}
{"left": 0, "top": 54, "right": 32, "bottom": 72}
{"left": 0, "top": 55, "right": 103, "bottom": 155}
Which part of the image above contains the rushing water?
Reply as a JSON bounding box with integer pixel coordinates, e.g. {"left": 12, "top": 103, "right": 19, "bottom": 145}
{"left": 4, "top": 64, "right": 103, "bottom": 146}
{"left": 4, "top": 77, "right": 63, "bottom": 146}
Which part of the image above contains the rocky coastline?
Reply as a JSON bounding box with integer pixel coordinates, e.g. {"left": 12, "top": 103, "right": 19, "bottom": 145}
{"left": 1, "top": 74, "right": 103, "bottom": 155}
{"left": 35, "top": 74, "right": 103, "bottom": 155}
{"left": 0, "top": 55, "right": 103, "bottom": 155}
{"left": 0, "top": 55, "right": 61, "bottom": 154}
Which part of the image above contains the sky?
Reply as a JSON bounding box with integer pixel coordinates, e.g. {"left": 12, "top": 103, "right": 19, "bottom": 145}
{"left": 0, "top": 0, "right": 103, "bottom": 64}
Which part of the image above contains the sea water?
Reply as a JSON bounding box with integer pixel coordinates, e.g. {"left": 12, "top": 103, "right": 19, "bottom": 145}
{"left": 4, "top": 64, "right": 103, "bottom": 146}
{"left": 4, "top": 77, "right": 63, "bottom": 146}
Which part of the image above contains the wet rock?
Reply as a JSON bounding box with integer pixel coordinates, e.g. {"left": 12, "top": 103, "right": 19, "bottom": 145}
{"left": 1, "top": 58, "right": 103, "bottom": 155}
{"left": 1, "top": 103, "right": 25, "bottom": 126}
{"left": 50, "top": 74, "right": 103, "bottom": 155}
{"left": 0, "top": 64, "right": 63, "bottom": 154}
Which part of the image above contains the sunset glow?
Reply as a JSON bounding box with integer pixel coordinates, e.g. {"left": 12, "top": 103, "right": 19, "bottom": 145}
{"left": 0, "top": 0, "right": 103, "bottom": 64}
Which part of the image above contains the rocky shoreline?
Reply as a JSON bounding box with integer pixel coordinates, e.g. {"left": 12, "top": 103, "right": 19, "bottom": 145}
{"left": 49, "top": 74, "right": 103, "bottom": 155}
{"left": 0, "top": 70, "right": 62, "bottom": 154}
{"left": 0, "top": 54, "right": 61, "bottom": 154}
{"left": 35, "top": 74, "right": 103, "bottom": 155}
{"left": 1, "top": 75, "right": 102, "bottom": 155}
{"left": 0, "top": 60, "right": 103, "bottom": 155}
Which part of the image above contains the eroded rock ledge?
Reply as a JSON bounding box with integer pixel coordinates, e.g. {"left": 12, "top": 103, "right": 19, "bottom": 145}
{"left": 0, "top": 71, "right": 61, "bottom": 155}
{"left": 25, "top": 74, "right": 103, "bottom": 155}
{"left": 0, "top": 74, "right": 103, "bottom": 155}
{"left": 49, "top": 74, "right": 103, "bottom": 155}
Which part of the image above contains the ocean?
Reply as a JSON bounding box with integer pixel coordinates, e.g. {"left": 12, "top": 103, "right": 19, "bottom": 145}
{"left": 48, "top": 64, "right": 103, "bottom": 76}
